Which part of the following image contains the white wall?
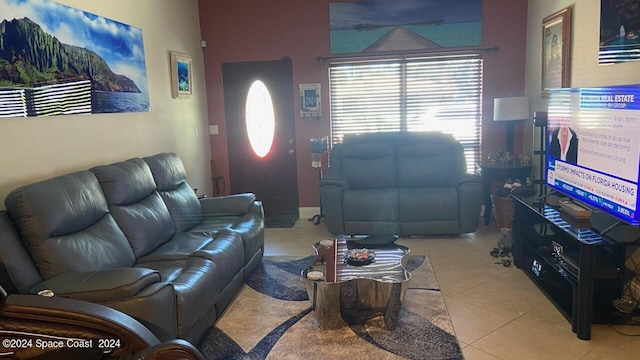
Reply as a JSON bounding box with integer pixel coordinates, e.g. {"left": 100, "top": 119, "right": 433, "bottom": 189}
{"left": 0, "top": 0, "right": 211, "bottom": 207}
{"left": 524, "top": 0, "right": 640, "bottom": 153}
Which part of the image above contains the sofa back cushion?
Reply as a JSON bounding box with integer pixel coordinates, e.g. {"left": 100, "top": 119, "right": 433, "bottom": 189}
{"left": 143, "top": 153, "right": 203, "bottom": 232}
{"left": 4, "top": 171, "right": 135, "bottom": 280}
{"left": 397, "top": 132, "right": 467, "bottom": 187}
{"left": 332, "top": 132, "right": 467, "bottom": 189}
{"left": 91, "top": 158, "right": 175, "bottom": 258}
{"left": 340, "top": 142, "right": 397, "bottom": 189}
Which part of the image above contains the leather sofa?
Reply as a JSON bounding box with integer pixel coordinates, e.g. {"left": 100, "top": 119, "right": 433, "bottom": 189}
{"left": 320, "top": 132, "right": 482, "bottom": 236}
{"left": 0, "top": 152, "right": 264, "bottom": 346}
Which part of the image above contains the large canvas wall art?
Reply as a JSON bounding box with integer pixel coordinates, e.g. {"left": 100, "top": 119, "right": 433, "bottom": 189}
{"left": 0, "top": 0, "right": 149, "bottom": 118}
{"left": 600, "top": 0, "right": 640, "bottom": 64}
{"left": 329, "top": 0, "right": 482, "bottom": 55}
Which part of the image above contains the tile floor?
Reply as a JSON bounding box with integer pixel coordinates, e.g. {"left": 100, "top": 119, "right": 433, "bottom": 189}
{"left": 264, "top": 208, "right": 640, "bottom": 360}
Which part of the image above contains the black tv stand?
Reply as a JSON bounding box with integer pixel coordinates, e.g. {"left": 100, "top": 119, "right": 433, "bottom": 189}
{"left": 512, "top": 195, "right": 638, "bottom": 340}
{"left": 595, "top": 217, "right": 640, "bottom": 246}
{"left": 533, "top": 189, "right": 560, "bottom": 207}
{"left": 599, "top": 220, "right": 624, "bottom": 237}
{"left": 535, "top": 189, "right": 558, "bottom": 202}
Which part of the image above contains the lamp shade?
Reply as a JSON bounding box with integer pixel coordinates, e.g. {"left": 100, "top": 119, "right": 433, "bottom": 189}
{"left": 493, "top": 96, "right": 529, "bottom": 121}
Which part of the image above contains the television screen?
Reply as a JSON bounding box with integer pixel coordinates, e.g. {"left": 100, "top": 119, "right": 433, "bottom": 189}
{"left": 546, "top": 84, "right": 640, "bottom": 226}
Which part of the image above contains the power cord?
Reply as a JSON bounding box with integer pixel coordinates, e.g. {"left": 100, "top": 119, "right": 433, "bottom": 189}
{"left": 609, "top": 315, "right": 640, "bottom": 336}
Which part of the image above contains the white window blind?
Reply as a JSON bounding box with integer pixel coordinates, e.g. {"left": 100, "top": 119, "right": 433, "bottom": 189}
{"left": 329, "top": 55, "right": 483, "bottom": 173}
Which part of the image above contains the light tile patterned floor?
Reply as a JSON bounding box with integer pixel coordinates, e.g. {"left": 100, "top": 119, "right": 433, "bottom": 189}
{"left": 264, "top": 208, "right": 640, "bottom": 360}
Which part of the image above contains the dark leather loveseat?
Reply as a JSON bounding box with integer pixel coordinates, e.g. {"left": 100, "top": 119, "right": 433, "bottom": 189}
{"left": 320, "top": 132, "right": 482, "bottom": 236}
{"left": 0, "top": 152, "right": 264, "bottom": 346}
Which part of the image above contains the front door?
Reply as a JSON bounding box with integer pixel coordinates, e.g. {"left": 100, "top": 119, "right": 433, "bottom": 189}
{"left": 222, "top": 59, "right": 299, "bottom": 226}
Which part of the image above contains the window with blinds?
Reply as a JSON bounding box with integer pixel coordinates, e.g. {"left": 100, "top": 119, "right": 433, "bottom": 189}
{"left": 329, "top": 55, "right": 483, "bottom": 173}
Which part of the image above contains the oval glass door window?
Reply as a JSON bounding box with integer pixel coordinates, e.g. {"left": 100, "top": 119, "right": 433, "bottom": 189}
{"left": 245, "top": 80, "right": 275, "bottom": 158}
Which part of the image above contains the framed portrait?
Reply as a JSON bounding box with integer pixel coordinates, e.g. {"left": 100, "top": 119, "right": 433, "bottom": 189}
{"left": 170, "top": 52, "right": 193, "bottom": 98}
{"left": 542, "top": 7, "right": 571, "bottom": 98}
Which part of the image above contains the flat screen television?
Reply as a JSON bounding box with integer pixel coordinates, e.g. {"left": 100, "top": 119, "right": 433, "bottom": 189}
{"left": 546, "top": 84, "right": 640, "bottom": 227}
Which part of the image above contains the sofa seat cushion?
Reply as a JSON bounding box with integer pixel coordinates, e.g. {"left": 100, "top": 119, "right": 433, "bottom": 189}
{"left": 135, "top": 229, "right": 244, "bottom": 289}
{"left": 399, "top": 187, "right": 458, "bottom": 221}
{"left": 191, "top": 230, "right": 245, "bottom": 288}
{"left": 4, "top": 171, "right": 136, "bottom": 279}
{"left": 342, "top": 188, "right": 399, "bottom": 235}
{"left": 135, "top": 257, "right": 220, "bottom": 339}
{"left": 343, "top": 188, "right": 399, "bottom": 221}
{"left": 30, "top": 268, "right": 160, "bottom": 303}
{"left": 191, "top": 214, "right": 263, "bottom": 263}
{"left": 135, "top": 232, "right": 217, "bottom": 263}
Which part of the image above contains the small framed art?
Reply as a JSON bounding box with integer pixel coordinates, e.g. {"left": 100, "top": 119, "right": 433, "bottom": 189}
{"left": 299, "top": 83, "right": 321, "bottom": 118}
{"left": 170, "top": 52, "right": 193, "bottom": 98}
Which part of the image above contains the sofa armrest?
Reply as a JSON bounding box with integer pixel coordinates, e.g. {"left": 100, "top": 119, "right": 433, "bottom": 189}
{"left": 133, "top": 339, "right": 205, "bottom": 360}
{"left": 199, "top": 193, "right": 257, "bottom": 215}
{"left": 249, "top": 200, "right": 265, "bottom": 219}
{"left": 319, "top": 175, "right": 350, "bottom": 190}
{"left": 1, "top": 292, "right": 161, "bottom": 357}
{"left": 319, "top": 176, "right": 351, "bottom": 234}
{"left": 30, "top": 268, "right": 161, "bottom": 303}
{"left": 450, "top": 173, "right": 483, "bottom": 233}
{"left": 448, "top": 172, "right": 482, "bottom": 187}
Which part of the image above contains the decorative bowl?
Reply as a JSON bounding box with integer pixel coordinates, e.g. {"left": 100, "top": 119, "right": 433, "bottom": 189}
{"left": 344, "top": 248, "right": 375, "bottom": 266}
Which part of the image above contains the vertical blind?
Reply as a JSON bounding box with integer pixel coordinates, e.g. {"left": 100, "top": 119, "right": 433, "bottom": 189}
{"left": 329, "top": 55, "right": 483, "bottom": 173}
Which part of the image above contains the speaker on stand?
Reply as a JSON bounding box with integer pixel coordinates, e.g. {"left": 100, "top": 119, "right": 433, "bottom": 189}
{"left": 533, "top": 111, "right": 548, "bottom": 203}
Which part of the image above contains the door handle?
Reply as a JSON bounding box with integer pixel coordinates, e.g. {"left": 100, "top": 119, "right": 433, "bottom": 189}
{"left": 288, "top": 149, "right": 295, "bottom": 155}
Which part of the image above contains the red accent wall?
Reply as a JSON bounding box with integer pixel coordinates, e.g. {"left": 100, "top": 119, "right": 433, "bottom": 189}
{"left": 198, "top": 0, "right": 527, "bottom": 206}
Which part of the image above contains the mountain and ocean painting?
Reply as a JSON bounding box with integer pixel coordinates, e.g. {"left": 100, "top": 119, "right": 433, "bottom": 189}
{"left": 330, "top": 0, "right": 482, "bottom": 54}
{"left": 0, "top": 0, "right": 149, "bottom": 117}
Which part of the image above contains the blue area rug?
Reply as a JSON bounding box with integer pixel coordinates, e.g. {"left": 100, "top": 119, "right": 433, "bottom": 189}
{"left": 197, "top": 255, "right": 463, "bottom": 360}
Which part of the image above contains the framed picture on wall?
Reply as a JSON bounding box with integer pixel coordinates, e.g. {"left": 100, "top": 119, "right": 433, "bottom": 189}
{"left": 170, "top": 52, "right": 193, "bottom": 98}
{"left": 299, "top": 83, "right": 321, "bottom": 118}
{"left": 599, "top": 0, "right": 640, "bottom": 64}
{"left": 542, "top": 7, "right": 572, "bottom": 98}
{"left": 0, "top": 0, "right": 150, "bottom": 116}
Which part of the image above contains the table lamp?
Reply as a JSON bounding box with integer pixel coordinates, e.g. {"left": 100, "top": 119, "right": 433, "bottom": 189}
{"left": 493, "top": 96, "right": 529, "bottom": 154}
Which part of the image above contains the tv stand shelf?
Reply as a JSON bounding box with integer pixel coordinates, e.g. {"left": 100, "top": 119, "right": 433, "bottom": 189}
{"left": 512, "top": 195, "right": 631, "bottom": 340}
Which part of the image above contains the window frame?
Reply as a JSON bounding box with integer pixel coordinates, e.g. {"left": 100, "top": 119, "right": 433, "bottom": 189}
{"left": 328, "top": 54, "right": 483, "bottom": 174}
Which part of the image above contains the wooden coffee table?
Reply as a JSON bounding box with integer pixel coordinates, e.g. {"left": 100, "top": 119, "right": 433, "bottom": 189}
{"left": 302, "top": 238, "right": 411, "bottom": 330}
